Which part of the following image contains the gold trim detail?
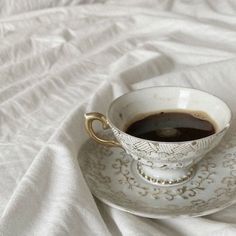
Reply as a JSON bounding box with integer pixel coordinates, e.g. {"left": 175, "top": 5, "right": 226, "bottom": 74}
{"left": 137, "top": 163, "right": 195, "bottom": 186}
{"left": 84, "top": 112, "right": 121, "bottom": 147}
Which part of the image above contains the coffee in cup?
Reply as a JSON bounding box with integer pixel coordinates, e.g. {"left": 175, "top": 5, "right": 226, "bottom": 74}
{"left": 85, "top": 87, "right": 231, "bottom": 186}
{"left": 125, "top": 111, "right": 216, "bottom": 142}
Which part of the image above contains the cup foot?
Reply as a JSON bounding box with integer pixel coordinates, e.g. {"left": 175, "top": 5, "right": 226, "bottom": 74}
{"left": 137, "top": 163, "right": 196, "bottom": 186}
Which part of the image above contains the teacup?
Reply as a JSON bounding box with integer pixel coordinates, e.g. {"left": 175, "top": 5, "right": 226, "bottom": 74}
{"left": 84, "top": 87, "right": 231, "bottom": 186}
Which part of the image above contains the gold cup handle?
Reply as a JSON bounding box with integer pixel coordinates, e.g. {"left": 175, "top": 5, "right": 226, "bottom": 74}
{"left": 84, "top": 112, "right": 121, "bottom": 147}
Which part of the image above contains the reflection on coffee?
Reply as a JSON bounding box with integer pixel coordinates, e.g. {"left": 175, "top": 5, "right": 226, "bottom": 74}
{"left": 125, "top": 111, "right": 216, "bottom": 142}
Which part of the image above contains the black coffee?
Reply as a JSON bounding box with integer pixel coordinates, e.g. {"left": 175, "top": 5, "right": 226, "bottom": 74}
{"left": 125, "top": 111, "right": 216, "bottom": 142}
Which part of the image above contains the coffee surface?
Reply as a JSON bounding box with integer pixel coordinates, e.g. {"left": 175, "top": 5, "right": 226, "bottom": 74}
{"left": 125, "top": 112, "right": 216, "bottom": 142}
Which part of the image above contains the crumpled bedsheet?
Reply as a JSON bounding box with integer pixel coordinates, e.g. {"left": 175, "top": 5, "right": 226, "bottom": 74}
{"left": 0, "top": 0, "right": 236, "bottom": 235}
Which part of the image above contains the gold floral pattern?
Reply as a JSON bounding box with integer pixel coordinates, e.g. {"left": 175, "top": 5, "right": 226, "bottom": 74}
{"left": 112, "top": 125, "right": 227, "bottom": 169}
{"left": 78, "top": 130, "right": 236, "bottom": 218}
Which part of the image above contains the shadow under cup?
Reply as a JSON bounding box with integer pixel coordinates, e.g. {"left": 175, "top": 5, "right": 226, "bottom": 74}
{"left": 86, "top": 87, "right": 232, "bottom": 186}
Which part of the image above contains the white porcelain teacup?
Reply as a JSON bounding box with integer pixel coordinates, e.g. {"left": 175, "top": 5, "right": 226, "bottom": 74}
{"left": 85, "top": 87, "right": 231, "bottom": 186}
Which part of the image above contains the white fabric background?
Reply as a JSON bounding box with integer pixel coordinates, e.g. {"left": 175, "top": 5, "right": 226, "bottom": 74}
{"left": 0, "top": 0, "right": 236, "bottom": 235}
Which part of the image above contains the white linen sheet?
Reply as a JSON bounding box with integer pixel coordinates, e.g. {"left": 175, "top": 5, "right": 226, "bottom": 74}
{"left": 0, "top": 0, "right": 236, "bottom": 235}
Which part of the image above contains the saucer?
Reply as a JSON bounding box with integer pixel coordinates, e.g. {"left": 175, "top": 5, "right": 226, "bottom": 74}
{"left": 78, "top": 130, "right": 236, "bottom": 218}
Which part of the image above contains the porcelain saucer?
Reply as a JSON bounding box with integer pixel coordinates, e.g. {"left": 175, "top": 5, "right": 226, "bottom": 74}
{"left": 78, "top": 130, "right": 236, "bottom": 219}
